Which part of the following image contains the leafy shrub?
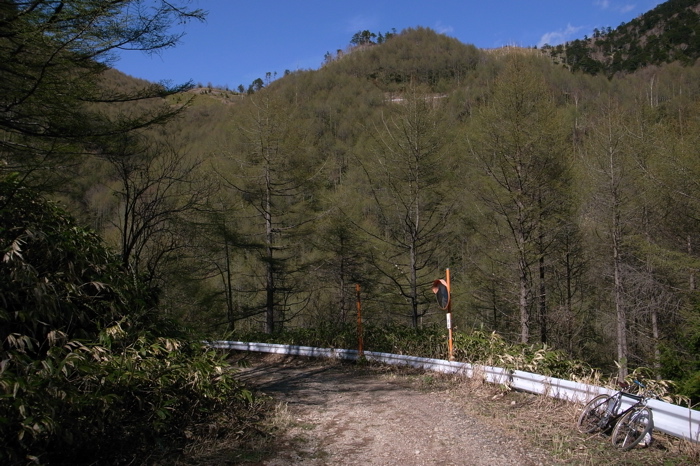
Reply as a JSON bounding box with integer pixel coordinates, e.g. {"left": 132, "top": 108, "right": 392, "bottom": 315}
{"left": 1, "top": 176, "right": 145, "bottom": 351}
{"left": 234, "top": 324, "right": 593, "bottom": 380}
{"left": 1, "top": 333, "right": 249, "bottom": 464}
{"left": 0, "top": 177, "right": 254, "bottom": 464}
{"left": 678, "top": 371, "right": 700, "bottom": 405}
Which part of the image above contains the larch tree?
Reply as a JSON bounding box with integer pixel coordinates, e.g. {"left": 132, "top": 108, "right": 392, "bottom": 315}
{"left": 221, "top": 87, "right": 322, "bottom": 333}
{"left": 468, "top": 55, "right": 571, "bottom": 344}
{"left": 636, "top": 82, "right": 700, "bottom": 379}
{"left": 360, "top": 83, "right": 458, "bottom": 328}
{"left": 0, "top": 0, "right": 205, "bottom": 191}
{"left": 98, "top": 134, "right": 209, "bottom": 287}
{"left": 580, "top": 95, "right": 640, "bottom": 380}
{"left": 311, "top": 211, "right": 375, "bottom": 324}
{"left": 625, "top": 99, "right": 672, "bottom": 377}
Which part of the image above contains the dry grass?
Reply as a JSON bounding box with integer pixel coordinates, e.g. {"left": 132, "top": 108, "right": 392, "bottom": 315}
{"left": 150, "top": 384, "right": 281, "bottom": 465}
{"left": 332, "top": 361, "right": 700, "bottom": 465}
{"left": 165, "top": 357, "right": 700, "bottom": 465}
{"left": 438, "top": 372, "right": 700, "bottom": 465}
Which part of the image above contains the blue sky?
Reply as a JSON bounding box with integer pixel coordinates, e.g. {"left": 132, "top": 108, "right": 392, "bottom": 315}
{"left": 114, "top": 0, "right": 666, "bottom": 89}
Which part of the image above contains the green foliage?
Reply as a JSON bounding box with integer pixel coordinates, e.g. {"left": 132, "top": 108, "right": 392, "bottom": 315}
{"left": 679, "top": 371, "right": 700, "bottom": 405}
{"left": 0, "top": 176, "right": 144, "bottom": 350}
{"left": 0, "top": 0, "right": 203, "bottom": 189}
{"left": 333, "top": 27, "right": 481, "bottom": 91}
{"left": 453, "top": 330, "right": 594, "bottom": 379}
{"left": 545, "top": 0, "right": 700, "bottom": 76}
{"left": 233, "top": 322, "right": 358, "bottom": 349}
{"left": 234, "top": 324, "right": 593, "bottom": 380}
{"left": 349, "top": 28, "right": 397, "bottom": 46}
{"left": 1, "top": 334, "right": 248, "bottom": 465}
{"left": 16, "top": 0, "right": 700, "bottom": 422}
{"left": 145, "top": 16, "right": 700, "bottom": 394}
{"left": 662, "top": 302, "right": 700, "bottom": 404}
{"left": 0, "top": 178, "right": 254, "bottom": 464}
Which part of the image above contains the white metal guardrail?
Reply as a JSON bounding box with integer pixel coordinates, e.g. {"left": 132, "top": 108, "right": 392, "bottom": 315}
{"left": 209, "top": 340, "right": 700, "bottom": 443}
{"left": 509, "top": 369, "right": 700, "bottom": 442}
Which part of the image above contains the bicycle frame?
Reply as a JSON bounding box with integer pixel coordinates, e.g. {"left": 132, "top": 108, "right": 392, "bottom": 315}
{"left": 577, "top": 380, "right": 655, "bottom": 450}
{"left": 598, "top": 390, "right": 647, "bottom": 432}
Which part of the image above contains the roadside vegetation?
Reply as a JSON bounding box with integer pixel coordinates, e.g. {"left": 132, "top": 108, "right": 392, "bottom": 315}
{"left": 445, "top": 365, "right": 699, "bottom": 465}
{"left": 3, "top": 0, "right": 700, "bottom": 463}
{"left": 232, "top": 324, "right": 684, "bottom": 404}
{"left": 0, "top": 178, "right": 261, "bottom": 464}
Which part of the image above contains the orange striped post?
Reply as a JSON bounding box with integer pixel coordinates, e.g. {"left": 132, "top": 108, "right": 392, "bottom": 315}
{"left": 446, "top": 268, "right": 453, "bottom": 361}
{"left": 432, "top": 268, "right": 453, "bottom": 361}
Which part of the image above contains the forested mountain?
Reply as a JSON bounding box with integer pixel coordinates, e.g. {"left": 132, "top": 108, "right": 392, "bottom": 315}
{"left": 544, "top": 0, "right": 700, "bottom": 75}
{"left": 76, "top": 20, "right": 700, "bottom": 388}
{"left": 82, "top": 24, "right": 700, "bottom": 389}
{"left": 5, "top": 0, "right": 700, "bottom": 409}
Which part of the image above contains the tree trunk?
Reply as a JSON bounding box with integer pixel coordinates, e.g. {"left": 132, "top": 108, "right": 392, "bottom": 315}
{"left": 564, "top": 250, "right": 574, "bottom": 354}
{"left": 410, "top": 199, "right": 420, "bottom": 328}
{"left": 538, "top": 253, "right": 547, "bottom": 344}
{"left": 689, "top": 235, "right": 696, "bottom": 291}
{"left": 410, "top": 241, "right": 419, "bottom": 328}
{"left": 612, "top": 173, "right": 628, "bottom": 379}
{"left": 519, "top": 255, "right": 530, "bottom": 344}
{"left": 224, "top": 232, "right": 235, "bottom": 332}
{"left": 265, "top": 163, "right": 275, "bottom": 334}
{"left": 651, "top": 307, "right": 661, "bottom": 378}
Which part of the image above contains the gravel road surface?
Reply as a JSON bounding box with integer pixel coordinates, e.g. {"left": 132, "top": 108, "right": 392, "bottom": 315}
{"left": 237, "top": 355, "right": 557, "bottom": 465}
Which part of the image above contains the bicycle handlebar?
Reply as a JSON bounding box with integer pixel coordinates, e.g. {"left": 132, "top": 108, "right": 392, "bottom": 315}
{"left": 614, "top": 379, "right": 657, "bottom": 401}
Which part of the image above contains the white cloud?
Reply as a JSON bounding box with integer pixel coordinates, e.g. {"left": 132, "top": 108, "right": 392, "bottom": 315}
{"left": 620, "top": 4, "right": 636, "bottom": 13}
{"left": 538, "top": 24, "right": 584, "bottom": 47}
{"left": 594, "top": 0, "right": 611, "bottom": 9}
{"left": 434, "top": 21, "right": 454, "bottom": 35}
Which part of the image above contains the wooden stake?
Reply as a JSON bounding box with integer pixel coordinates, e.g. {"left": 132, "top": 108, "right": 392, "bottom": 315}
{"left": 356, "top": 283, "right": 364, "bottom": 358}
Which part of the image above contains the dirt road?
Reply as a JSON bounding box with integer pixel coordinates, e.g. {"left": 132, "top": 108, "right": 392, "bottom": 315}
{"left": 236, "top": 355, "right": 557, "bottom": 465}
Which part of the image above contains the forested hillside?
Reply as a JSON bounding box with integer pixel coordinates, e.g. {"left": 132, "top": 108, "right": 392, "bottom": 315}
{"left": 58, "top": 20, "right": 700, "bottom": 393}
{"left": 70, "top": 22, "right": 700, "bottom": 393}
{"left": 4, "top": 0, "right": 700, "bottom": 429}
{"left": 545, "top": 0, "right": 700, "bottom": 75}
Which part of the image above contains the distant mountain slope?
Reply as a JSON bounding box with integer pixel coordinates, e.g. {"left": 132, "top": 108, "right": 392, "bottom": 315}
{"left": 543, "top": 0, "right": 700, "bottom": 76}
{"left": 322, "top": 27, "right": 482, "bottom": 92}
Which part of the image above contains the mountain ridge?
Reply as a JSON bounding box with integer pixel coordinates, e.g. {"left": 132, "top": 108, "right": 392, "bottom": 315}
{"left": 543, "top": 0, "right": 700, "bottom": 76}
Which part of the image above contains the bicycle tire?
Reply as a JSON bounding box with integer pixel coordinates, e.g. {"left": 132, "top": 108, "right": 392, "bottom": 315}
{"left": 577, "top": 394, "right": 612, "bottom": 434}
{"left": 610, "top": 406, "right": 653, "bottom": 450}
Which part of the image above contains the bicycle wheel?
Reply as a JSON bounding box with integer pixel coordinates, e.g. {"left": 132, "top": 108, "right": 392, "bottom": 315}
{"left": 577, "top": 394, "right": 612, "bottom": 434}
{"left": 610, "top": 407, "right": 654, "bottom": 450}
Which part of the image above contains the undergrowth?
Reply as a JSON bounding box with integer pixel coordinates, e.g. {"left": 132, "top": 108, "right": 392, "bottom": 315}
{"left": 231, "top": 323, "right": 684, "bottom": 402}
{"left": 446, "top": 370, "right": 700, "bottom": 465}
{"left": 0, "top": 178, "right": 261, "bottom": 465}
{"left": 232, "top": 323, "right": 594, "bottom": 380}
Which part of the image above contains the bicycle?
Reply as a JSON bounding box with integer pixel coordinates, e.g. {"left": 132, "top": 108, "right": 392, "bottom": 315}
{"left": 576, "top": 380, "right": 655, "bottom": 450}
